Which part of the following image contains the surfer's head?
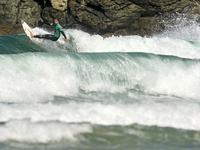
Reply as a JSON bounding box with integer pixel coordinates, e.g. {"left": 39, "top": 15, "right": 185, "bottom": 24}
{"left": 54, "top": 18, "right": 59, "bottom": 25}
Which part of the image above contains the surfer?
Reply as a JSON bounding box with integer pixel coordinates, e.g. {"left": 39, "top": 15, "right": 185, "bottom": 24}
{"left": 30, "top": 18, "right": 69, "bottom": 42}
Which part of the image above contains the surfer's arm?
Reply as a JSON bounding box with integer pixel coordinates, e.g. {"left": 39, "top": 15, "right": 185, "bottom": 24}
{"left": 61, "top": 31, "right": 67, "bottom": 39}
{"left": 43, "top": 21, "right": 51, "bottom": 26}
{"left": 40, "top": 18, "right": 51, "bottom": 26}
{"left": 61, "top": 31, "right": 69, "bottom": 42}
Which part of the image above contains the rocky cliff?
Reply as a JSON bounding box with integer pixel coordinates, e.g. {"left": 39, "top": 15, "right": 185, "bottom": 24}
{"left": 1, "top": 0, "right": 200, "bottom": 36}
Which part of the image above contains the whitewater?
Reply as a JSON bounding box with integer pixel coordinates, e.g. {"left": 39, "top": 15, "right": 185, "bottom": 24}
{"left": 0, "top": 21, "right": 200, "bottom": 150}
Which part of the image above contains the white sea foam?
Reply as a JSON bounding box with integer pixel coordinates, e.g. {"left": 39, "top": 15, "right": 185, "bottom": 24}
{"left": 0, "top": 120, "right": 92, "bottom": 143}
{"left": 0, "top": 101, "right": 199, "bottom": 131}
{"left": 69, "top": 29, "right": 200, "bottom": 58}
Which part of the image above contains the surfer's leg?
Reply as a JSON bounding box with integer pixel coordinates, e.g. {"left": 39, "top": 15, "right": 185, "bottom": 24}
{"left": 33, "top": 34, "right": 58, "bottom": 41}
{"left": 34, "top": 35, "right": 46, "bottom": 39}
{"left": 43, "top": 34, "right": 58, "bottom": 41}
{"left": 46, "top": 35, "right": 59, "bottom": 41}
{"left": 50, "top": 36, "right": 59, "bottom": 41}
{"left": 33, "top": 34, "right": 51, "bottom": 39}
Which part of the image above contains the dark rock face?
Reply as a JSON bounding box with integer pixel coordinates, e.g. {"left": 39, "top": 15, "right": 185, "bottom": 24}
{"left": 67, "top": 0, "right": 145, "bottom": 35}
{"left": 67, "top": 0, "right": 145, "bottom": 36}
{"left": 0, "top": 0, "right": 19, "bottom": 25}
{"left": 1, "top": 0, "right": 200, "bottom": 36}
{"left": 18, "top": 0, "right": 41, "bottom": 27}
{"left": 0, "top": 0, "right": 41, "bottom": 35}
{"left": 0, "top": 0, "right": 40, "bottom": 26}
{"left": 41, "top": 7, "right": 68, "bottom": 27}
{"left": 66, "top": 0, "right": 200, "bottom": 36}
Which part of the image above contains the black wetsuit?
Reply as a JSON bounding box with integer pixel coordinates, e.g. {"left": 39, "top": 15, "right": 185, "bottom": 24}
{"left": 34, "top": 21, "right": 67, "bottom": 41}
{"left": 34, "top": 34, "right": 59, "bottom": 41}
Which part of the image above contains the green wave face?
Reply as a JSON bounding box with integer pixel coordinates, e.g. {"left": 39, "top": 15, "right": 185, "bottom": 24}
{"left": 0, "top": 34, "right": 41, "bottom": 54}
{"left": 0, "top": 52, "right": 199, "bottom": 102}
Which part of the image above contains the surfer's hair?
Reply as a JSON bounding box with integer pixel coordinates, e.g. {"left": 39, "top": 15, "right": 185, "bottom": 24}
{"left": 54, "top": 18, "right": 59, "bottom": 21}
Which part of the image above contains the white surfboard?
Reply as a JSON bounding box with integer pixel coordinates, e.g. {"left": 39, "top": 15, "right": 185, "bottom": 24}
{"left": 21, "top": 20, "right": 33, "bottom": 40}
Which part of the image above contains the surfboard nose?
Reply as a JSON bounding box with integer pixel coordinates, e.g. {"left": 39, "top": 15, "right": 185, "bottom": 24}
{"left": 21, "top": 20, "right": 24, "bottom": 24}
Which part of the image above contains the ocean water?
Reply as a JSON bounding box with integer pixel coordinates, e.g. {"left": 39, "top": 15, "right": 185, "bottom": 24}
{"left": 0, "top": 22, "right": 200, "bottom": 150}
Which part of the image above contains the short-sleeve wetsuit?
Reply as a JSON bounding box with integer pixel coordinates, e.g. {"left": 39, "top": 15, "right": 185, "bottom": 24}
{"left": 34, "top": 21, "right": 67, "bottom": 41}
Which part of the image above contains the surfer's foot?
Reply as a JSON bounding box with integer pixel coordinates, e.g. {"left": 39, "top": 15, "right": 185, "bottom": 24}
{"left": 30, "top": 32, "right": 34, "bottom": 38}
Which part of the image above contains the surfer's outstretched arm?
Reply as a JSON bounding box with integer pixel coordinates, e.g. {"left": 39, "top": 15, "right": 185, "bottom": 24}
{"left": 40, "top": 18, "right": 51, "bottom": 26}
{"left": 61, "top": 31, "right": 69, "bottom": 42}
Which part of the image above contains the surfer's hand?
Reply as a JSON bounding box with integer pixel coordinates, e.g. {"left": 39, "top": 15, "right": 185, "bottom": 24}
{"left": 40, "top": 18, "right": 44, "bottom": 22}
{"left": 65, "top": 38, "right": 69, "bottom": 42}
